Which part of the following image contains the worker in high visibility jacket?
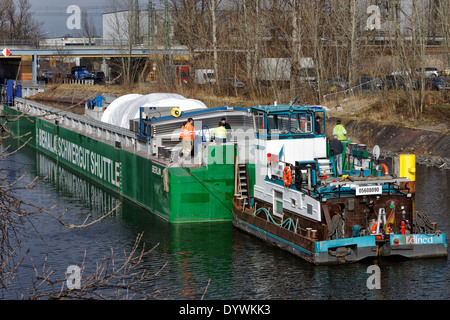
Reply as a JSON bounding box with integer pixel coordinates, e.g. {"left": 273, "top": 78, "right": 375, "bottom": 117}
{"left": 180, "top": 118, "right": 195, "bottom": 157}
{"left": 211, "top": 122, "right": 227, "bottom": 143}
{"left": 332, "top": 119, "right": 347, "bottom": 141}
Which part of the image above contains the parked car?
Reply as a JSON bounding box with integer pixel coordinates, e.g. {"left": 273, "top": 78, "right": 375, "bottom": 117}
{"left": 391, "top": 69, "right": 411, "bottom": 77}
{"left": 384, "top": 74, "right": 416, "bottom": 90}
{"left": 71, "top": 66, "right": 90, "bottom": 80}
{"left": 441, "top": 69, "right": 450, "bottom": 77}
{"left": 42, "top": 71, "right": 63, "bottom": 83}
{"left": 416, "top": 67, "right": 440, "bottom": 78}
{"left": 220, "top": 78, "right": 245, "bottom": 89}
{"left": 87, "top": 71, "right": 106, "bottom": 85}
{"left": 429, "top": 77, "right": 450, "bottom": 91}
{"left": 359, "top": 76, "right": 383, "bottom": 90}
{"left": 384, "top": 74, "right": 403, "bottom": 90}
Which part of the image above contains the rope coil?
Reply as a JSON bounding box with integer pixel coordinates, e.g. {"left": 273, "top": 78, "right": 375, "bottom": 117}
{"left": 253, "top": 208, "right": 297, "bottom": 233}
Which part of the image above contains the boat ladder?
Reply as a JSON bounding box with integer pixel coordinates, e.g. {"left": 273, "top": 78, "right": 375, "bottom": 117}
{"left": 236, "top": 163, "right": 250, "bottom": 208}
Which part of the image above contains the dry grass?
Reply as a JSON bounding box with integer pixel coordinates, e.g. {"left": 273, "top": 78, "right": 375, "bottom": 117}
{"left": 325, "top": 95, "right": 381, "bottom": 118}
{"left": 30, "top": 83, "right": 257, "bottom": 109}
{"left": 330, "top": 90, "right": 450, "bottom": 133}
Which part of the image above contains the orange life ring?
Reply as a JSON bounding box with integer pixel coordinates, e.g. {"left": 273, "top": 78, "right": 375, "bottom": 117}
{"left": 381, "top": 163, "right": 388, "bottom": 176}
{"left": 283, "top": 166, "right": 292, "bottom": 187}
{"left": 371, "top": 222, "right": 382, "bottom": 240}
{"left": 371, "top": 222, "right": 377, "bottom": 234}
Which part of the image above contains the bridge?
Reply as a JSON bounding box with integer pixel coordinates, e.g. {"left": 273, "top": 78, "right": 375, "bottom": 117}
{"left": 0, "top": 40, "right": 189, "bottom": 83}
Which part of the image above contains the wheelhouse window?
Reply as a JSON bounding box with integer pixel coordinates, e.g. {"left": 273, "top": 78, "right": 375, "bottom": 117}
{"left": 265, "top": 113, "right": 314, "bottom": 138}
{"left": 253, "top": 111, "right": 265, "bottom": 136}
{"left": 254, "top": 110, "right": 323, "bottom": 139}
{"left": 314, "top": 111, "right": 325, "bottom": 136}
{"left": 290, "top": 113, "right": 312, "bottom": 133}
{"left": 267, "top": 114, "right": 290, "bottom": 135}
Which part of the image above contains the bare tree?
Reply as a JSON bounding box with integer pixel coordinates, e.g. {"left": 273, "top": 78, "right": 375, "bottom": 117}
{"left": 347, "top": 0, "right": 359, "bottom": 87}
{"left": 170, "top": 0, "right": 208, "bottom": 83}
{"left": 28, "top": 233, "right": 166, "bottom": 300}
{"left": 105, "top": 0, "right": 143, "bottom": 85}
{"left": 301, "top": 0, "right": 329, "bottom": 103}
{"left": 0, "top": 112, "right": 175, "bottom": 299}
{"left": 0, "top": 0, "right": 43, "bottom": 43}
{"left": 78, "top": 11, "right": 98, "bottom": 45}
{"left": 241, "top": 0, "right": 262, "bottom": 95}
{"left": 288, "top": 0, "right": 301, "bottom": 90}
{"left": 0, "top": 141, "right": 173, "bottom": 299}
{"left": 436, "top": 0, "right": 450, "bottom": 72}
{"left": 412, "top": 0, "right": 430, "bottom": 116}
{"left": 209, "top": 0, "right": 221, "bottom": 88}
{"left": 431, "top": 0, "right": 449, "bottom": 102}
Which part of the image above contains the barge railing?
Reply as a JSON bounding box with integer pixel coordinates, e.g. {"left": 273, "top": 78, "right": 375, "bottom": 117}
{"left": 14, "top": 98, "right": 155, "bottom": 157}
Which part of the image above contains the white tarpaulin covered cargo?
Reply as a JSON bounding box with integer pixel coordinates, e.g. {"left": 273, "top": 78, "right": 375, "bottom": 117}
{"left": 101, "top": 93, "right": 207, "bottom": 129}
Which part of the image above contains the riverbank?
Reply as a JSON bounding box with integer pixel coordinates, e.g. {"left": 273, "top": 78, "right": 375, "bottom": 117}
{"left": 28, "top": 83, "right": 449, "bottom": 168}
{"left": 328, "top": 92, "right": 449, "bottom": 169}
{"left": 327, "top": 118, "right": 450, "bottom": 169}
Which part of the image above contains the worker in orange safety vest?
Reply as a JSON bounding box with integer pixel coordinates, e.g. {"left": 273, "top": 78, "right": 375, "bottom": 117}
{"left": 180, "top": 118, "right": 195, "bottom": 157}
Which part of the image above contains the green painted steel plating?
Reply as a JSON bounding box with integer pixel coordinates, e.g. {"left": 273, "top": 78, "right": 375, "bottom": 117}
{"left": 2, "top": 105, "right": 253, "bottom": 223}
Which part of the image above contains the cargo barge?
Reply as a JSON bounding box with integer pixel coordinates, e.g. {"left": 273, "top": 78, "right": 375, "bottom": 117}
{"left": 0, "top": 88, "right": 447, "bottom": 264}
{"left": 232, "top": 104, "right": 447, "bottom": 264}
{"left": 1, "top": 95, "right": 255, "bottom": 223}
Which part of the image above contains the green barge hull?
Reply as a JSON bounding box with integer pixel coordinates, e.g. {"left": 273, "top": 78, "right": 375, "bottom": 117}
{"left": 1, "top": 102, "right": 254, "bottom": 223}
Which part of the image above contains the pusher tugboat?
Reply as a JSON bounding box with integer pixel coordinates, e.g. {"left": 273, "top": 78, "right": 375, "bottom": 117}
{"left": 232, "top": 103, "right": 447, "bottom": 265}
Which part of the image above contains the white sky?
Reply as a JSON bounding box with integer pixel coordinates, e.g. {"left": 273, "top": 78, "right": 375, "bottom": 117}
{"left": 28, "top": 1, "right": 107, "bottom": 37}
{"left": 28, "top": 0, "right": 165, "bottom": 38}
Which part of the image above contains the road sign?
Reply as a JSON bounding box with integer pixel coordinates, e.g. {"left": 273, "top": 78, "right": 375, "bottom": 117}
{"left": 2, "top": 48, "right": 11, "bottom": 57}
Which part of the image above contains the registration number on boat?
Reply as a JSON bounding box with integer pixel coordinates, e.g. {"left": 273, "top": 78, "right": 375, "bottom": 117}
{"left": 356, "top": 185, "right": 382, "bottom": 196}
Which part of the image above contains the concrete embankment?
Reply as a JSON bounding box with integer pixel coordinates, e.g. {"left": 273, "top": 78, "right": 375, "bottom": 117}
{"left": 328, "top": 118, "right": 450, "bottom": 169}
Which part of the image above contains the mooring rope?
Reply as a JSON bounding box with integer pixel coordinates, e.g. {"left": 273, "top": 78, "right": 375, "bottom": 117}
{"left": 414, "top": 210, "right": 435, "bottom": 234}
{"left": 327, "top": 214, "right": 344, "bottom": 240}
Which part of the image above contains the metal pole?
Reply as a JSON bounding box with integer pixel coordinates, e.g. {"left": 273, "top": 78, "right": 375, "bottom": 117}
{"left": 165, "top": 0, "right": 172, "bottom": 68}
{"left": 165, "top": 0, "right": 171, "bottom": 49}
{"left": 148, "top": 0, "right": 153, "bottom": 46}
{"left": 336, "top": 41, "right": 339, "bottom": 78}
{"left": 32, "top": 54, "right": 37, "bottom": 84}
{"left": 135, "top": 0, "right": 140, "bottom": 44}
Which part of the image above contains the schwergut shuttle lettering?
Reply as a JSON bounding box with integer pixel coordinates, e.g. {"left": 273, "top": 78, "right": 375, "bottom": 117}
{"left": 37, "top": 128, "right": 121, "bottom": 187}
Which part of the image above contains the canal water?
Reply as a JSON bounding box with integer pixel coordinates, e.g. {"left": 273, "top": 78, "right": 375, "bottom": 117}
{"left": 1, "top": 140, "right": 448, "bottom": 300}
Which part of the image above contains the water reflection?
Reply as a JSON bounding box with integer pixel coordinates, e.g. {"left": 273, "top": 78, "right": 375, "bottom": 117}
{"left": 36, "top": 152, "right": 120, "bottom": 216}
{"left": 415, "top": 165, "right": 450, "bottom": 232}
